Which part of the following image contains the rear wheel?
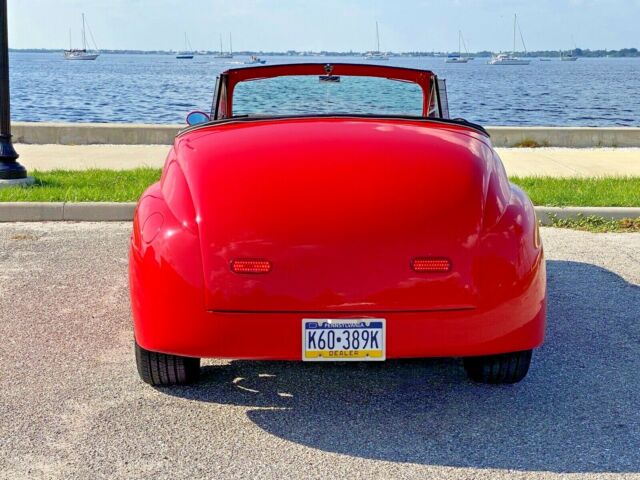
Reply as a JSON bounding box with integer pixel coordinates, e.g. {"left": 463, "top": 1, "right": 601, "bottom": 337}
{"left": 463, "top": 350, "right": 532, "bottom": 384}
{"left": 135, "top": 341, "right": 200, "bottom": 386}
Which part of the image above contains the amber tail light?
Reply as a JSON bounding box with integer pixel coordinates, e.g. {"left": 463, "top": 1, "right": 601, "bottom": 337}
{"left": 231, "top": 259, "right": 272, "bottom": 274}
{"left": 411, "top": 257, "right": 452, "bottom": 273}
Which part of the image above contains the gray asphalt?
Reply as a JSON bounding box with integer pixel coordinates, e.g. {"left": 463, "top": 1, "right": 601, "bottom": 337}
{"left": 0, "top": 223, "right": 639, "bottom": 480}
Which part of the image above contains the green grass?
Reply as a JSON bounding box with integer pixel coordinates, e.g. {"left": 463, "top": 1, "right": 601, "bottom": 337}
{"left": 510, "top": 176, "right": 640, "bottom": 207}
{"left": 1, "top": 170, "right": 639, "bottom": 208}
{"left": 0, "top": 168, "right": 162, "bottom": 202}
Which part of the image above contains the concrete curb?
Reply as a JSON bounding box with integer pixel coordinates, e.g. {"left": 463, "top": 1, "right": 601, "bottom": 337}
{"left": 1, "top": 203, "right": 640, "bottom": 223}
{"left": 13, "top": 122, "right": 180, "bottom": 146}
{"left": 485, "top": 127, "right": 640, "bottom": 148}
{"left": 0, "top": 202, "right": 135, "bottom": 222}
{"left": 12, "top": 122, "right": 640, "bottom": 148}
{"left": 63, "top": 202, "right": 136, "bottom": 221}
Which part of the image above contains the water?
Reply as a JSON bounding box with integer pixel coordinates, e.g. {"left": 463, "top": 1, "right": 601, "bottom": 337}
{"left": 9, "top": 52, "right": 640, "bottom": 126}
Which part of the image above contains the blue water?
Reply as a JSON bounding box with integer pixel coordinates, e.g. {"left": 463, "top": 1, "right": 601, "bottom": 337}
{"left": 9, "top": 52, "right": 640, "bottom": 126}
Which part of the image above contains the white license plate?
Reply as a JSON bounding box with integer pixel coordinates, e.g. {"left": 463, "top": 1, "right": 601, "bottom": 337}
{"left": 302, "top": 319, "right": 386, "bottom": 361}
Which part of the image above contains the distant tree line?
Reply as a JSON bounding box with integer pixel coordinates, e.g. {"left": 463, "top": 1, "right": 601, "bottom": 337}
{"left": 514, "top": 48, "right": 639, "bottom": 58}
{"left": 9, "top": 47, "right": 640, "bottom": 57}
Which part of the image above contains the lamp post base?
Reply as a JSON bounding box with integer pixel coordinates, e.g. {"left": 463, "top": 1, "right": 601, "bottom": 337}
{"left": 0, "top": 134, "right": 28, "bottom": 180}
{"left": 0, "top": 176, "right": 34, "bottom": 189}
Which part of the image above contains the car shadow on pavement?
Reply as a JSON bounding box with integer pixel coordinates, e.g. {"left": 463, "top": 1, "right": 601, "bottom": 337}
{"left": 164, "top": 260, "right": 640, "bottom": 473}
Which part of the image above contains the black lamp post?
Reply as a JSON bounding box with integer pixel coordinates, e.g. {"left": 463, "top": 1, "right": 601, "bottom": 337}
{"left": 0, "top": 0, "right": 28, "bottom": 180}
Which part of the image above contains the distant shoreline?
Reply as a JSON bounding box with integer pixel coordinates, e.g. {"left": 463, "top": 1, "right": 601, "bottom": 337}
{"left": 8, "top": 48, "right": 640, "bottom": 58}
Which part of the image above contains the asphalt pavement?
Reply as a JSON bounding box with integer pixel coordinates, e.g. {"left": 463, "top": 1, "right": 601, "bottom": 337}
{"left": 0, "top": 223, "right": 639, "bottom": 479}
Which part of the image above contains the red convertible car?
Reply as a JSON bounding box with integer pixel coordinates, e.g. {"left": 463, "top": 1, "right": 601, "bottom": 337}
{"left": 130, "top": 63, "right": 546, "bottom": 386}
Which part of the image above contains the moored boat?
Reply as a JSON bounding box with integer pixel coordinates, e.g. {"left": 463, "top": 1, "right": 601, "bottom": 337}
{"left": 363, "top": 21, "right": 389, "bottom": 61}
{"left": 561, "top": 50, "right": 578, "bottom": 61}
{"left": 445, "top": 54, "right": 468, "bottom": 63}
{"left": 488, "top": 14, "right": 530, "bottom": 65}
{"left": 64, "top": 13, "right": 99, "bottom": 60}
{"left": 445, "top": 30, "right": 469, "bottom": 63}
{"left": 214, "top": 34, "right": 233, "bottom": 59}
{"left": 176, "top": 33, "right": 195, "bottom": 59}
{"left": 489, "top": 53, "right": 530, "bottom": 65}
{"left": 561, "top": 38, "right": 579, "bottom": 61}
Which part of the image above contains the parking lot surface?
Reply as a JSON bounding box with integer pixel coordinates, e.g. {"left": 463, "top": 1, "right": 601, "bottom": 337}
{"left": 1, "top": 223, "right": 639, "bottom": 479}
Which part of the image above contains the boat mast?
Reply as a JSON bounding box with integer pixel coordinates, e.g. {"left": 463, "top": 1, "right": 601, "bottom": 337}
{"left": 220, "top": 35, "right": 223, "bottom": 55}
{"left": 82, "top": 13, "right": 87, "bottom": 51}
{"left": 460, "top": 31, "right": 469, "bottom": 57}
{"left": 513, "top": 14, "right": 516, "bottom": 55}
{"left": 458, "top": 30, "right": 461, "bottom": 56}
{"left": 517, "top": 16, "right": 527, "bottom": 54}
{"left": 69, "top": 29, "right": 72, "bottom": 50}
{"left": 229, "top": 33, "right": 232, "bottom": 55}
{"left": 376, "top": 21, "right": 380, "bottom": 52}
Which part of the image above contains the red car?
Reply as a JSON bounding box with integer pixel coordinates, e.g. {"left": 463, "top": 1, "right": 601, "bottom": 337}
{"left": 130, "top": 63, "right": 546, "bottom": 386}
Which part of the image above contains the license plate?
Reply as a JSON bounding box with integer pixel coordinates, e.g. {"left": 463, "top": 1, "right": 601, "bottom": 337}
{"left": 302, "top": 319, "right": 386, "bottom": 361}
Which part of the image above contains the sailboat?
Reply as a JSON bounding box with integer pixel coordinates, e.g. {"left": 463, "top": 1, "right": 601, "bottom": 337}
{"left": 176, "top": 33, "right": 194, "bottom": 59}
{"left": 363, "top": 21, "right": 389, "bottom": 61}
{"left": 488, "top": 14, "right": 530, "bottom": 65}
{"left": 445, "top": 31, "right": 469, "bottom": 63}
{"left": 561, "top": 39, "right": 579, "bottom": 61}
{"left": 64, "top": 13, "right": 99, "bottom": 60}
{"left": 214, "top": 34, "right": 233, "bottom": 59}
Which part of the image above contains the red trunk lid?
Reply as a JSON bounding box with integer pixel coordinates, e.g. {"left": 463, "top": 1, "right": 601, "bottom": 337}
{"left": 179, "top": 118, "right": 489, "bottom": 312}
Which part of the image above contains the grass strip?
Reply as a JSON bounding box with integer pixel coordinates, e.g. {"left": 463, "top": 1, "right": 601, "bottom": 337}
{"left": 0, "top": 168, "right": 162, "bottom": 202}
{"left": 510, "top": 176, "right": 640, "bottom": 207}
{"left": 1, "top": 171, "right": 640, "bottom": 207}
{"left": 547, "top": 215, "right": 640, "bottom": 233}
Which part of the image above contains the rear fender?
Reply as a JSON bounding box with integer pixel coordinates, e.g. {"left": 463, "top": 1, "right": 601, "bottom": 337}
{"left": 130, "top": 185, "right": 205, "bottom": 355}
{"left": 475, "top": 184, "right": 545, "bottom": 314}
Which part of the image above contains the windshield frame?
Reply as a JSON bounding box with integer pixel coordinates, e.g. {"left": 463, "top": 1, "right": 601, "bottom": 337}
{"left": 210, "top": 63, "right": 442, "bottom": 120}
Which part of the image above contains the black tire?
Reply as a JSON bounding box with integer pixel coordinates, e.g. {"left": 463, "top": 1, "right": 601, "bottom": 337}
{"left": 463, "top": 349, "right": 532, "bottom": 384}
{"left": 135, "top": 341, "right": 200, "bottom": 386}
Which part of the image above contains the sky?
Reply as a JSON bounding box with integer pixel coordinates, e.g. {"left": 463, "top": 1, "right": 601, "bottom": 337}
{"left": 8, "top": 0, "right": 640, "bottom": 52}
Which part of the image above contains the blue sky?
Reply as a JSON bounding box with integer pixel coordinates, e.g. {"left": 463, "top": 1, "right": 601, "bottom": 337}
{"left": 8, "top": 0, "right": 640, "bottom": 52}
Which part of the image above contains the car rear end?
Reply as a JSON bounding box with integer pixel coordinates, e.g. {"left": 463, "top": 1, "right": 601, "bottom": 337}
{"left": 130, "top": 117, "right": 545, "bottom": 379}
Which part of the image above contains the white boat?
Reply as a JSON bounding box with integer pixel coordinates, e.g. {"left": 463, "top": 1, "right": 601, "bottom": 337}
{"left": 176, "top": 33, "right": 194, "bottom": 59}
{"left": 214, "top": 34, "right": 233, "bottom": 59}
{"left": 488, "top": 14, "right": 531, "bottom": 65}
{"left": 445, "top": 54, "right": 467, "bottom": 63}
{"left": 363, "top": 21, "right": 389, "bottom": 61}
{"left": 561, "top": 38, "right": 579, "bottom": 61}
{"left": 489, "top": 53, "right": 530, "bottom": 65}
{"left": 64, "top": 14, "right": 99, "bottom": 60}
{"left": 445, "top": 30, "right": 469, "bottom": 63}
{"left": 244, "top": 55, "right": 266, "bottom": 65}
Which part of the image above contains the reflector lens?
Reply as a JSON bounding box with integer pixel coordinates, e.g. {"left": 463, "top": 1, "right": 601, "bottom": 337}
{"left": 231, "top": 259, "right": 272, "bottom": 274}
{"left": 411, "top": 257, "right": 451, "bottom": 273}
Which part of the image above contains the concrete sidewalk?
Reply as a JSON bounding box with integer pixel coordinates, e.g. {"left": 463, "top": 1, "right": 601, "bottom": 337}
{"left": 13, "top": 144, "right": 640, "bottom": 177}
